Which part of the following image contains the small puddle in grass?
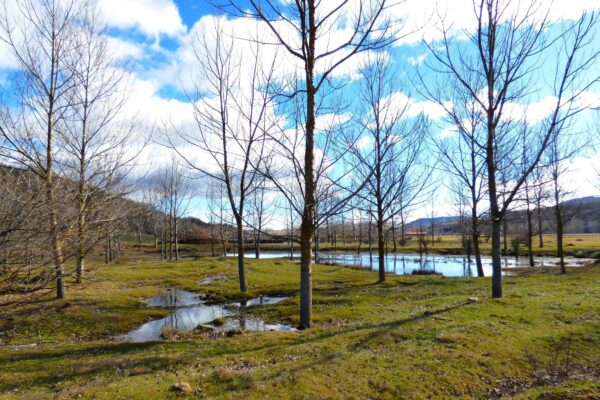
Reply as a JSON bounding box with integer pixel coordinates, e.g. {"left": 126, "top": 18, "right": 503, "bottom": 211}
{"left": 115, "top": 289, "right": 295, "bottom": 342}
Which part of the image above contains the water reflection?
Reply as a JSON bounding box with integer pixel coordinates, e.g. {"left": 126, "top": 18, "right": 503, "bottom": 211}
{"left": 115, "top": 290, "right": 294, "bottom": 342}
{"left": 231, "top": 252, "right": 591, "bottom": 277}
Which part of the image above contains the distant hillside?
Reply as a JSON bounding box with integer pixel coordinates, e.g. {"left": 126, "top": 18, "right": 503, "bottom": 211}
{"left": 409, "top": 196, "right": 600, "bottom": 235}
{"left": 405, "top": 216, "right": 458, "bottom": 231}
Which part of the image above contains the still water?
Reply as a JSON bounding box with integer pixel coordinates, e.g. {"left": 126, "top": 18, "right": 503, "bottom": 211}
{"left": 115, "top": 289, "right": 294, "bottom": 342}
{"left": 232, "top": 251, "right": 591, "bottom": 277}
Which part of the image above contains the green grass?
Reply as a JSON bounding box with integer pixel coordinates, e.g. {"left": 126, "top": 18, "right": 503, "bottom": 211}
{"left": 181, "top": 233, "right": 600, "bottom": 258}
{"left": 1, "top": 248, "right": 599, "bottom": 399}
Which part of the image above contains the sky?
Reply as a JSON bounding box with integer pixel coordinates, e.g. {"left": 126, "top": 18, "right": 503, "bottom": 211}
{"left": 1, "top": 0, "right": 600, "bottom": 225}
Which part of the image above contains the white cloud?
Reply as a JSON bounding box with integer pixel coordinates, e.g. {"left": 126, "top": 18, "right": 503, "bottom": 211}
{"left": 504, "top": 96, "right": 558, "bottom": 125}
{"left": 106, "top": 36, "right": 145, "bottom": 60}
{"left": 383, "top": 92, "right": 450, "bottom": 121}
{"left": 390, "top": 0, "right": 600, "bottom": 45}
{"left": 98, "top": 0, "right": 186, "bottom": 38}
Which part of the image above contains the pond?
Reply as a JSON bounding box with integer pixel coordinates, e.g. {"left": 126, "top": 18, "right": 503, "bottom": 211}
{"left": 230, "top": 251, "right": 592, "bottom": 277}
{"left": 115, "top": 289, "right": 295, "bottom": 342}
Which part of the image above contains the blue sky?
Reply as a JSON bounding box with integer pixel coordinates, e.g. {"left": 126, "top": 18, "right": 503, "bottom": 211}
{"left": 1, "top": 0, "right": 600, "bottom": 224}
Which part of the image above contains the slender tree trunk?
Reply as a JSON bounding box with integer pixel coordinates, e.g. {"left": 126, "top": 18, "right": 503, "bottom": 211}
{"left": 377, "top": 220, "right": 385, "bottom": 282}
{"left": 502, "top": 218, "right": 508, "bottom": 256}
{"left": 174, "top": 217, "right": 179, "bottom": 260}
{"left": 537, "top": 197, "right": 544, "bottom": 248}
{"left": 368, "top": 215, "right": 373, "bottom": 263}
{"left": 299, "top": 5, "right": 316, "bottom": 328}
{"left": 76, "top": 198, "right": 86, "bottom": 284}
{"left": 168, "top": 212, "right": 173, "bottom": 260}
{"left": 255, "top": 231, "right": 260, "bottom": 259}
{"left": 553, "top": 176, "right": 565, "bottom": 273}
{"left": 526, "top": 208, "right": 534, "bottom": 267}
{"left": 392, "top": 218, "right": 397, "bottom": 252}
{"left": 236, "top": 217, "right": 247, "bottom": 292}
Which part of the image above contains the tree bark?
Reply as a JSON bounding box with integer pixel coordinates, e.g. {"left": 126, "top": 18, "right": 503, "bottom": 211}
{"left": 553, "top": 175, "right": 565, "bottom": 273}
{"left": 298, "top": 2, "right": 316, "bottom": 329}
{"left": 537, "top": 197, "right": 544, "bottom": 248}
{"left": 236, "top": 217, "right": 247, "bottom": 292}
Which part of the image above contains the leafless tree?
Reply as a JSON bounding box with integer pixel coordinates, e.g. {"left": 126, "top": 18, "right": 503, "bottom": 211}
{"left": 424, "top": 1, "right": 600, "bottom": 298}
{"left": 349, "top": 54, "right": 429, "bottom": 282}
{"left": 246, "top": 176, "right": 276, "bottom": 259}
{"left": 547, "top": 123, "right": 589, "bottom": 273}
{"left": 151, "top": 160, "right": 194, "bottom": 261}
{"left": 0, "top": 0, "right": 85, "bottom": 299}
{"left": 216, "top": 0, "right": 398, "bottom": 328}
{"left": 58, "top": 2, "right": 138, "bottom": 283}
{"left": 205, "top": 180, "right": 232, "bottom": 257}
{"left": 166, "top": 20, "right": 276, "bottom": 292}
{"left": 427, "top": 81, "right": 488, "bottom": 277}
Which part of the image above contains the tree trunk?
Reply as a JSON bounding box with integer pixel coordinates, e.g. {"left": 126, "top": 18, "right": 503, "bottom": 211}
{"left": 526, "top": 208, "right": 534, "bottom": 267}
{"left": 491, "top": 217, "right": 502, "bottom": 298}
{"left": 392, "top": 218, "right": 397, "bottom": 252}
{"left": 368, "top": 216, "right": 373, "bottom": 263}
{"left": 137, "top": 227, "right": 142, "bottom": 252}
{"left": 537, "top": 197, "right": 544, "bottom": 248}
{"left": 553, "top": 177, "right": 565, "bottom": 273}
{"left": 174, "top": 217, "right": 179, "bottom": 260}
{"left": 377, "top": 218, "right": 385, "bottom": 282}
{"left": 236, "top": 217, "right": 247, "bottom": 292}
{"left": 299, "top": 2, "right": 316, "bottom": 328}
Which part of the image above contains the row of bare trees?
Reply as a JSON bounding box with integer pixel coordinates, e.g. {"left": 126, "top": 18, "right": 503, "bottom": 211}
{"left": 423, "top": 1, "right": 600, "bottom": 297}
{"left": 2, "top": 0, "right": 598, "bottom": 329}
{"left": 155, "top": 0, "right": 600, "bottom": 329}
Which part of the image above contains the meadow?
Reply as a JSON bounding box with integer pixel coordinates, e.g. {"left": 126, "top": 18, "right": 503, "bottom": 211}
{"left": 1, "top": 242, "right": 599, "bottom": 399}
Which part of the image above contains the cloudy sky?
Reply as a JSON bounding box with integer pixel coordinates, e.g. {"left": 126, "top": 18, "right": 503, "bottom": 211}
{"left": 1, "top": 0, "right": 600, "bottom": 222}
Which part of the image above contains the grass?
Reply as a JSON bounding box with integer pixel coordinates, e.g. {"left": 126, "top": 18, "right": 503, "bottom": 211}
{"left": 208, "top": 233, "right": 600, "bottom": 258}
{"left": 0, "top": 246, "right": 599, "bottom": 399}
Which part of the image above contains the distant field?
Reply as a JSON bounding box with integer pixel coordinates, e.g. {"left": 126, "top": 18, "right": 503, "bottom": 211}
{"left": 249, "top": 233, "right": 600, "bottom": 258}
{"left": 127, "top": 233, "right": 600, "bottom": 259}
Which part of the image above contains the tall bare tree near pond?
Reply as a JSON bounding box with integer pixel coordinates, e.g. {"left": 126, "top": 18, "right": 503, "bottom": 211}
{"left": 166, "top": 21, "right": 276, "bottom": 292}
{"left": 0, "top": 0, "right": 85, "bottom": 299}
{"left": 424, "top": 1, "right": 600, "bottom": 298}
{"left": 218, "top": 0, "right": 398, "bottom": 328}
{"left": 547, "top": 123, "right": 590, "bottom": 274}
{"left": 425, "top": 77, "right": 488, "bottom": 277}
{"left": 349, "top": 54, "right": 429, "bottom": 282}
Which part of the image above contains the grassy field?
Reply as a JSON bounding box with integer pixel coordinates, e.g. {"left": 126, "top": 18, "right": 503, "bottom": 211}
{"left": 249, "top": 233, "right": 600, "bottom": 257}
{"left": 1, "top": 247, "right": 599, "bottom": 399}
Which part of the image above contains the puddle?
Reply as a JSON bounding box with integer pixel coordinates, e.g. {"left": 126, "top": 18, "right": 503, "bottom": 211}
{"left": 145, "top": 289, "right": 203, "bottom": 307}
{"left": 115, "top": 290, "right": 295, "bottom": 342}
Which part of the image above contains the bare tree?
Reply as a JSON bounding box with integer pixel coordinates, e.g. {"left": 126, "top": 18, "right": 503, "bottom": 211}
{"left": 427, "top": 80, "right": 488, "bottom": 277}
{"left": 58, "top": 2, "right": 137, "bottom": 283}
{"left": 0, "top": 0, "right": 85, "bottom": 299}
{"left": 246, "top": 176, "right": 276, "bottom": 259}
{"left": 547, "top": 124, "right": 589, "bottom": 273}
{"left": 424, "top": 1, "right": 600, "bottom": 298}
{"left": 349, "top": 54, "right": 429, "bottom": 282}
{"left": 166, "top": 21, "right": 276, "bottom": 292}
{"left": 216, "top": 0, "right": 398, "bottom": 328}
